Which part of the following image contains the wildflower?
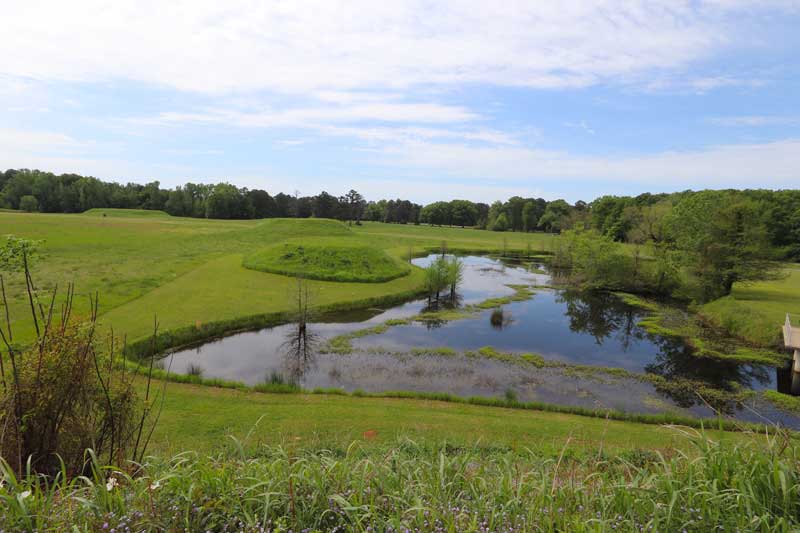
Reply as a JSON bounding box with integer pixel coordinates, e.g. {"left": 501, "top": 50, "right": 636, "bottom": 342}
{"left": 19, "top": 490, "right": 31, "bottom": 499}
{"left": 149, "top": 480, "right": 161, "bottom": 490}
{"left": 106, "top": 477, "right": 119, "bottom": 491}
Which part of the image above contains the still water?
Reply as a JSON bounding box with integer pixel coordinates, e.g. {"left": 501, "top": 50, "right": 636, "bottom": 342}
{"left": 168, "top": 255, "right": 797, "bottom": 427}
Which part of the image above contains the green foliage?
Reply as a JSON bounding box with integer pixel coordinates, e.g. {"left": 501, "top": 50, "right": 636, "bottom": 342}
{"left": 422, "top": 255, "right": 465, "bottom": 302}
{"left": 243, "top": 243, "right": 410, "bottom": 282}
{"left": 0, "top": 253, "right": 157, "bottom": 477}
{"left": 18, "top": 195, "right": 38, "bottom": 212}
{"left": 553, "top": 228, "right": 680, "bottom": 294}
{"left": 538, "top": 199, "right": 571, "bottom": 232}
{"left": 3, "top": 431, "right": 798, "bottom": 531}
{"left": 0, "top": 235, "right": 41, "bottom": 273}
{"left": 666, "top": 190, "right": 783, "bottom": 302}
{"left": 490, "top": 212, "right": 509, "bottom": 231}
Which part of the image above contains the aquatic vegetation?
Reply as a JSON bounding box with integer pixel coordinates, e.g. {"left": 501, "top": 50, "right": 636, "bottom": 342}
{"left": 409, "top": 346, "right": 457, "bottom": 357}
{"left": 763, "top": 390, "right": 800, "bottom": 413}
{"left": 614, "top": 292, "right": 787, "bottom": 366}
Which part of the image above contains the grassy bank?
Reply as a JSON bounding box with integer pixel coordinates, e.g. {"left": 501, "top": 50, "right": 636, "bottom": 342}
{"left": 615, "top": 292, "right": 787, "bottom": 366}
{"left": 149, "top": 381, "right": 747, "bottom": 455}
{"left": 3, "top": 414, "right": 796, "bottom": 531}
{"left": 701, "top": 264, "right": 800, "bottom": 347}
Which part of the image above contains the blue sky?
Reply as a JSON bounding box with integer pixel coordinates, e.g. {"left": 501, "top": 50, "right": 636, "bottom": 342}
{"left": 2, "top": 1, "right": 799, "bottom": 203}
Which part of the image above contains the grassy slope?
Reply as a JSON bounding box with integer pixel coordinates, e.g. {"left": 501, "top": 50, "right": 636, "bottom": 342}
{"left": 701, "top": 264, "right": 800, "bottom": 346}
{"left": 2, "top": 212, "right": 554, "bottom": 343}
{"left": 150, "top": 381, "right": 744, "bottom": 456}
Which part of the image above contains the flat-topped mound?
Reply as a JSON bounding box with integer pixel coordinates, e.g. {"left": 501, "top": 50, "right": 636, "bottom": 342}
{"left": 243, "top": 243, "right": 410, "bottom": 282}
{"left": 82, "top": 208, "right": 171, "bottom": 218}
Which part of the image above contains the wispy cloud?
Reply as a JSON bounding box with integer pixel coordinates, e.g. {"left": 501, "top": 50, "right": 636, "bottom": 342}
{"left": 137, "top": 102, "right": 479, "bottom": 128}
{"left": 0, "top": 1, "right": 783, "bottom": 94}
{"left": 708, "top": 115, "right": 800, "bottom": 126}
{"left": 564, "top": 121, "right": 596, "bottom": 135}
{"left": 373, "top": 138, "right": 800, "bottom": 190}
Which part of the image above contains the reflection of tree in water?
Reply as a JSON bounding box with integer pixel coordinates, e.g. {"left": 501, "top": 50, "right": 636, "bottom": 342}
{"left": 419, "top": 292, "right": 463, "bottom": 330}
{"left": 490, "top": 308, "right": 513, "bottom": 330}
{"left": 558, "top": 289, "right": 773, "bottom": 412}
{"left": 557, "top": 290, "right": 644, "bottom": 349}
{"left": 281, "top": 277, "right": 318, "bottom": 383}
{"left": 643, "top": 335, "right": 771, "bottom": 412}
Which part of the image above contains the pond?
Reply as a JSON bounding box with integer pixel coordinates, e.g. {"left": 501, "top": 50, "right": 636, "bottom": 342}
{"left": 167, "top": 254, "right": 799, "bottom": 428}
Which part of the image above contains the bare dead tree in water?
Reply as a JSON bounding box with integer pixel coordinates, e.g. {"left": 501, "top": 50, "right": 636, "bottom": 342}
{"left": 281, "top": 276, "right": 318, "bottom": 384}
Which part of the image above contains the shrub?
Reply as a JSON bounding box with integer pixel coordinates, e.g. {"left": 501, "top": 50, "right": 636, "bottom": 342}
{"left": 19, "top": 195, "right": 39, "bottom": 212}
{"left": 0, "top": 237, "right": 158, "bottom": 476}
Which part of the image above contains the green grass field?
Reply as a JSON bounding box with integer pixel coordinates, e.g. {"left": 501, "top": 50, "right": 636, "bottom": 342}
{"left": 243, "top": 242, "right": 410, "bottom": 282}
{"left": 701, "top": 264, "right": 800, "bottom": 346}
{"left": 1, "top": 210, "right": 554, "bottom": 344}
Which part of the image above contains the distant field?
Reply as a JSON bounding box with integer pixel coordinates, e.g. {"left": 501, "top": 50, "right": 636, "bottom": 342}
{"left": 1, "top": 211, "right": 553, "bottom": 343}
{"left": 701, "top": 264, "right": 800, "bottom": 346}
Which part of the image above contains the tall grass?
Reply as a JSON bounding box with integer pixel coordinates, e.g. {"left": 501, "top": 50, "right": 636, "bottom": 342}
{"left": 2, "top": 430, "right": 799, "bottom": 531}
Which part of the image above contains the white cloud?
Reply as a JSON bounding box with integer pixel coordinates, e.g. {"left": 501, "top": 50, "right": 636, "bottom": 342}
{"left": 0, "top": 128, "right": 79, "bottom": 153}
{"left": 374, "top": 138, "right": 800, "bottom": 189}
{"left": 709, "top": 115, "right": 800, "bottom": 126}
{"left": 139, "top": 101, "right": 478, "bottom": 128}
{"left": 564, "top": 121, "right": 596, "bottom": 135}
{"left": 0, "top": 1, "right": 780, "bottom": 94}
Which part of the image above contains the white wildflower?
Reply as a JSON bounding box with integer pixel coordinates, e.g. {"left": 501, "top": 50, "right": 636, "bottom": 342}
{"left": 106, "top": 477, "right": 118, "bottom": 491}
{"left": 20, "top": 490, "right": 31, "bottom": 499}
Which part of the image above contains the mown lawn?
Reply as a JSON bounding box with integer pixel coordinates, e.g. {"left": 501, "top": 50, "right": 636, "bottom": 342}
{"left": 150, "top": 380, "right": 746, "bottom": 456}
{"left": 701, "top": 264, "right": 800, "bottom": 346}
{"left": 2, "top": 211, "right": 551, "bottom": 344}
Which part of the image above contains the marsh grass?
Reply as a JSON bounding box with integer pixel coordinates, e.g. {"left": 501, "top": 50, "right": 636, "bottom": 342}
{"left": 2, "top": 429, "right": 799, "bottom": 531}
{"left": 186, "top": 363, "right": 204, "bottom": 378}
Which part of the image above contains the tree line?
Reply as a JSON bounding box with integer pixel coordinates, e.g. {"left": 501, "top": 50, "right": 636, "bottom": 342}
{"left": 2, "top": 168, "right": 799, "bottom": 264}
{"left": 553, "top": 189, "right": 800, "bottom": 302}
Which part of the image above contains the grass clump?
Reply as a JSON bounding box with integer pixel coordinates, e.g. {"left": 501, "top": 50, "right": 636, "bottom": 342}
{"left": 410, "top": 346, "right": 457, "bottom": 357}
{"left": 243, "top": 243, "right": 410, "bottom": 282}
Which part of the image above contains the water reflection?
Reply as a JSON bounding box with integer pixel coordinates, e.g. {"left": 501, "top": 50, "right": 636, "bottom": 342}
{"left": 166, "top": 254, "right": 794, "bottom": 425}
{"left": 557, "top": 290, "right": 642, "bottom": 349}
{"left": 489, "top": 308, "right": 513, "bottom": 330}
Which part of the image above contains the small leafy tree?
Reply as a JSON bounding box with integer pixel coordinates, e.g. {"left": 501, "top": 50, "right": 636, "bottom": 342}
{"left": 19, "top": 195, "right": 39, "bottom": 212}
{"left": 491, "top": 213, "right": 509, "bottom": 232}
